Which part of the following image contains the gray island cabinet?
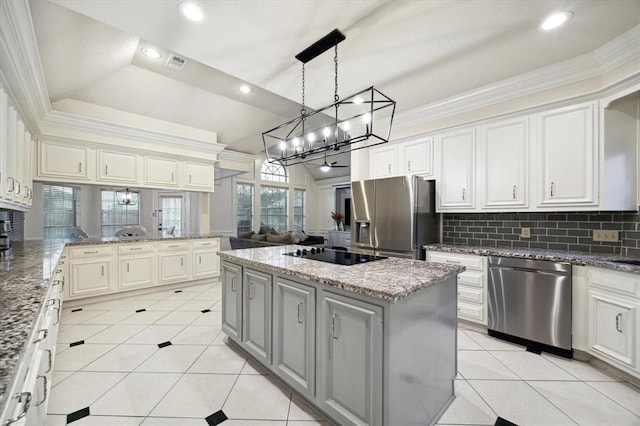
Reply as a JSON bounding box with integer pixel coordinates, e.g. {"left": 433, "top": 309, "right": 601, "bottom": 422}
{"left": 219, "top": 246, "right": 464, "bottom": 426}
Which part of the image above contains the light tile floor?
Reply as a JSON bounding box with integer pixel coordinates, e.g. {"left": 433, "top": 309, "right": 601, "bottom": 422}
{"left": 45, "top": 282, "right": 640, "bottom": 426}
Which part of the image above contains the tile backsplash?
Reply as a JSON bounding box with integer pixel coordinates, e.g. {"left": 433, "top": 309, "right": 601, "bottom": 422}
{"left": 442, "top": 211, "right": 640, "bottom": 257}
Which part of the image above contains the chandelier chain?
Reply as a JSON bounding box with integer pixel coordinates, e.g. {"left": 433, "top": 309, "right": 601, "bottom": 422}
{"left": 334, "top": 44, "right": 339, "bottom": 102}
{"left": 300, "top": 63, "right": 306, "bottom": 116}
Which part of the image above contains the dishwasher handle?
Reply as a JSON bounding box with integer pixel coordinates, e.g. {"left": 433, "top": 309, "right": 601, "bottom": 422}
{"left": 489, "top": 265, "right": 571, "bottom": 277}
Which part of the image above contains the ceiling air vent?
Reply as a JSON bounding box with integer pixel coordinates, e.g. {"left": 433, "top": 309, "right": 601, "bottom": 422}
{"left": 166, "top": 54, "right": 187, "bottom": 71}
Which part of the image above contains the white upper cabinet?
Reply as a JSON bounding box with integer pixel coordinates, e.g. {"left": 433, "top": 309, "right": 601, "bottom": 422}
{"left": 38, "top": 139, "right": 94, "bottom": 181}
{"left": 533, "top": 101, "right": 598, "bottom": 208}
{"left": 145, "top": 157, "right": 180, "bottom": 187}
{"left": 98, "top": 150, "right": 140, "bottom": 184}
{"left": 436, "top": 127, "right": 476, "bottom": 210}
{"left": 369, "top": 144, "right": 398, "bottom": 179}
{"left": 0, "top": 88, "right": 7, "bottom": 201}
{"left": 479, "top": 117, "right": 529, "bottom": 209}
{"left": 184, "top": 161, "right": 214, "bottom": 190}
{"left": 398, "top": 136, "right": 434, "bottom": 177}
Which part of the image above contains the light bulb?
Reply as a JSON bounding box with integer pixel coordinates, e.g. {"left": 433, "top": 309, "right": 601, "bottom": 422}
{"left": 353, "top": 97, "right": 364, "bottom": 104}
{"left": 362, "top": 113, "right": 371, "bottom": 124}
{"left": 292, "top": 137, "right": 300, "bottom": 147}
{"left": 239, "top": 85, "right": 251, "bottom": 94}
{"left": 323, "top": 127, "right": 331, "bottom": 138}
{"left": 320, "top": 163, "right": 331, "bottom": 172}
{"left": 539, "top": 11, "right": 572, "bottom": 31}
{"left": 307, "top": 132, "right": 316, "bottom": 143}
{"left": 278, "top": 141, "right": 287, "bottom": 151}
{"left": 141, "top": 47, "right": 161, "bottom": 60}
{"left": 178, "top": 2, "right": 205, "bottom": 22}
{"left": 341, "top": 121, "right": 350, "bottom": 132}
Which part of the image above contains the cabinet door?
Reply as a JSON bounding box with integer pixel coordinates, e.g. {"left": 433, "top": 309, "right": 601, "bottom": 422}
{"left": 158, "top": 252, "right": 190, "bottom": 283}
{"left": 535, "top": 102, "right": 597, "bottom": 207}
{"left": 70, "top": 258, "right": 115, "bottom": 298}
{"left": 193, "top": 250, "right": 220, "bottom": 279}
{"left": 5, "top": 106, "right": 17, "bottom": 199}
{"left": 589, "top": 291, "right": 637, "bottom": 370}
{"left": 321, "top": 292, "right": 383, "bottom": 426}
{"left": 436, "top": 128, "right": 475, "bottom": 210}
{"left": 243, "top": 268, "right": 272, "bottom": 364}
{"left": 119, "top": 254, "right": 157, "bottom": 290}
{"left": 145, "top": 157, "right": 179, "bottom": 187}
{"left": 221, "top": 262, "right": 242, "bottom": 340}
{"left": 0, "top": 88, "right": 7, "bottom": 201}
{"left": 39, "top": 140, "right": 92, "bottom": 180}
{"left": 184, "top": 162, "right": 213, "bottom": 190}
{"left": 273, "top": 278, "right": 315, "bottom": 397}
{"left": 399, "top": 137, "right": 433, "bottom": 177}
{"left": 316, "top": 187, "right": 336, "bottom": 232}
{"left": 98, "top": 150, "right": 140, "bottom": 183}
{"left": 14, "top": 119, "right": 24, "bottom": 203}
{"left": 480, "top": 117, "right": 528, "bottom": 209}
{"left": 369, "top": 145, "right": 397, "bottom": 178}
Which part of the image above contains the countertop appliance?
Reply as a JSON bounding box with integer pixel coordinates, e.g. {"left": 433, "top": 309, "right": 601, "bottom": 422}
{"left": 351, "top": 176, "right": 438, "bottom": 260}
{"left": 0, "top": 220, "right": 12, "bottom": 259}
{"left": 488, "top": 256, "right": 572, "bottom": 357}
{"left": 283, "top": 247, "right": 387, "bottom": 265}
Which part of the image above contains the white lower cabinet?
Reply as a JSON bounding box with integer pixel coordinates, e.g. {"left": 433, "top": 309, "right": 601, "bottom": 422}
{"left": 192, "top": 239, "right": 221, "bottom": 279}
{"left": 426, "top": 251, "right": 487, "bottom": 325}
{"left": 273, "top": 277, "right": 315, "bottom": 397}
{"left": 68, "top": 246, "right": 116, "bottom": 298}
{"left": 221, "top": 261, "right": 243, "bottom": 340}
{"left": 320, "top": 291, "right": 383, "bottom": 426}
{"left": 118, "top": 243, "right": 157, "bottom": 291}
{"left": 158, "top": 242, "right": 191, "bottom": 283}
{"left": 243, "top": 268, "right": 272, "bottom": 363}
{"left": 587, "top": 267, "right": 639, "bottom": 376}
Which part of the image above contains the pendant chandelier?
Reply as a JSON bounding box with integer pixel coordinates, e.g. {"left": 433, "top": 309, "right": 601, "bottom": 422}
{"left": 263, "top": 29, "right": 396, "bottom": 167}
{"left": 116, "top": 188, "right": 139, "bottom": 206}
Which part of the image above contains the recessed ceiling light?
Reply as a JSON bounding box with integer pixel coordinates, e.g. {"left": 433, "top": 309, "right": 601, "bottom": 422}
{"left": 141, "top": 47, "right": 161, "bottom": 60}
{"left": 539, "top": 11, "right": 573, "bottom": 31}
{"left": 239, "top": 85, "right": 251, "bottom": 94}
{"left": 178, "top": 2, "right": 205, "bottom": 22}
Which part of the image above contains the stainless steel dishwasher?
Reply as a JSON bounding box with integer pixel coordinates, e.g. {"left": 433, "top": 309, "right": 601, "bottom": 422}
{"left": 488, "top": 256, "right": 572, "bottom": 357}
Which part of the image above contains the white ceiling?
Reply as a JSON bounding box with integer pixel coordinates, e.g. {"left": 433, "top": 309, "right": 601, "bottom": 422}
{"left": 28, "top": 0, "right": 640, "bottom": 180}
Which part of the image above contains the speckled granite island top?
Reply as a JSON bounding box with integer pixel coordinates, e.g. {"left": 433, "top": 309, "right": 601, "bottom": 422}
{"left": 65, "top": 233, "right": 223, "bottom": 246}
{"left": 219, "top": 245, "right": 465, "bottom": 302}
{"left": 424, "top": 243, "right": 640, "bottom": 274}
{"left": 0, "top": 240, "right": 66, "bottom": 405}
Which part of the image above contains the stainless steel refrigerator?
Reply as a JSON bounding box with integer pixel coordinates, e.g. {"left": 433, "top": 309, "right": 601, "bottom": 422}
{"left": 351, "top": 175, "right": 439, "bottom": 260}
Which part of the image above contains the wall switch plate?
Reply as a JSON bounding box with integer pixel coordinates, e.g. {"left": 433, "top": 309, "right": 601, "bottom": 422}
{"left": 521, "top": 227, "right": 531, "bottom": 238}
{"left": 593, "top": 229, "right": 619, "bottom": 242}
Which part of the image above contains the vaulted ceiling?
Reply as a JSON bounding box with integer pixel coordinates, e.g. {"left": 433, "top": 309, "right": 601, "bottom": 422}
{"left": 28, "top": 0, "right": 640, "bottom": 179}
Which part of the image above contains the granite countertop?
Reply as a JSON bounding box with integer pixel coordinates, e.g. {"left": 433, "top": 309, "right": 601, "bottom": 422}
{"left": 219, "top": 245, "right": 465, "bottom": 303}
{"left": 424, "top": 243, "right": 640, "bottom": 274}
{"left": 0, "top": 240, "right": 66, "bottom": 407}
{"left": 66, "top": 233, "right": 224, "bottom": 246}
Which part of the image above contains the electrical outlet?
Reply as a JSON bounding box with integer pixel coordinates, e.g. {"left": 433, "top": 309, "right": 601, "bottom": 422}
{"left": 520, "top": 227, "right": 530, "bottom": 238}
{"left": 593, "top": 229, "right": 620, "bottom": 242}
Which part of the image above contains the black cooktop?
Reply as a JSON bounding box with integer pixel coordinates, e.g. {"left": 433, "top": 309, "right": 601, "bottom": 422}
{"left": 283, "top": 247, "right": 387, "bottom": 266}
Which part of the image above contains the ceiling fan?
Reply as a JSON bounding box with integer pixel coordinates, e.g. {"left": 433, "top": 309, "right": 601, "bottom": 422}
{"left": 310, "top": 153, "right": 349, "bottom": 172}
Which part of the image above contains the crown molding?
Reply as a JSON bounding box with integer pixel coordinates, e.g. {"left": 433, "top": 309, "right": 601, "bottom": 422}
{"left": 395, "top": 24, "right": 640, "bottom": 130}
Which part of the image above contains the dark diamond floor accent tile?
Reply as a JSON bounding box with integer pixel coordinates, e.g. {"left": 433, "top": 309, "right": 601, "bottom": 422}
{"left": 71, "top": 308, "right": 83, "bottom": 312}
{"left": 67, "top": 407, "right": 90, "bottom": 423}
{"left": 174, "top": 290, "right": 183, "bottom": 293}
{"left": 526, "top": 346, "right": 542, "bottom": 355}
{"left": 136, "top": 308, "right": 146, "bottom": 313}
{"left": 69, "top": 340, "right": 85, "bottom": 347}
{"left": 495, "top": 416, "right": 518, "bottom": 426}
{"left": 158, "top": 341, "right": 172, "bottom": 348}
{"left": 201, "top": 309, "right": 211, "bottom": 313}
{"left": 205, "top": 410, "right": 228, "bottom": 425}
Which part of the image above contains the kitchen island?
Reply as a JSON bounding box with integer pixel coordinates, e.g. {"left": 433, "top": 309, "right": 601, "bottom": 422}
{"left": 219, "top": 245, "right": 465, "bottom": 426}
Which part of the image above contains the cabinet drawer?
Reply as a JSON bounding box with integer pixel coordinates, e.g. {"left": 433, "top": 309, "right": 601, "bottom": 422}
{"left": 118, "top": 243, "right": 155, "bottom": 255}
{"left": 192, "top": 239, "right": 220, "bottom": 249}
{"left": 159, "top": 241, "right": 190, "bottom": 251}
{"left": 458, "top": 301, "right": 485, "bottom": 322}
{"left": 69, "top": 246, "right": 114, "bottom": 258}
{"left": 458, "top": 285, "right": 484, "bottom": 304}
{"left": 589, "top": 268, "right": 640, "bottom": 298}
{"left": 428, "top": 252, "right": 485, "bottom": 271}
{"left": 458, "top": 271, "right": 484, "bottom": 288}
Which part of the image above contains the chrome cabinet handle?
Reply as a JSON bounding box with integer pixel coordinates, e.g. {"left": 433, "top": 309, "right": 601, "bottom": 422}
{"left": 101, "top": 265, "right": 104, "bottom": 276}
{"left": 84, "top": 250, "right": 98, "bottom": 254}
{"left": 550, "top": 181, "right": 555, "bottom": 197}
{"left": 189, "top": 174, "right": 192, "bottom": 183}
{"left": 33, "top": 329, "right": 48, "bottom": 343}
{"left": 331, "top": 313, "right": 339, "bottom": 339}
{"left": 247, "top": 283, "right": 254, "bottom": 300}
{"left": 7, "top": 176, "right": 14, "bottom": 192}
{"left": 445, "top": 260, "right": 461, "bottom": 264}
{"left": 297, "top": 302, "right": 303, "bottom": 324}
{"left": 78, "top": 162, "right": 82, "bottom": 173}
{"left": 53, "top": 299, "right": 61, "bottom": 325}
{"left": 45, "top": 349, "right": 53, "bottom": 373}
{"left": 513, "top": 185, "right": 517, "bottom": 200}
{"left": 130, "top": 247, "right": 142, "bottom": 251}
{"left": 387, "top": 163, "right": 391, "bottom": 174}
{"left": 171, "top": 172, "right": 174, "bottom": 182}
{"left": 230, "top": 277, "right": 236, "bottom": 292}
{"left": 407, "top": 160, "right": 411, "bottom": 171}
{"left": 34, "top": 375, "right": 47, "bottom": 406}
{"left": 616, "top": 313, "right": 623, "bottom": 333}
{"left": 15, "top": 180, "right": 20, "bottom": 195}
{"left": 105, "top": 165, "right": 108, "bottom": 175}
{"left": 462, "top": 188, "right": 465, "bottom": 201}
{"left": 53, "top": 279, "right": 64, "bottom": 292}
{"left": 5, "top": 392, "right": 32, "bottom": 424}
{"left": 127, "top": 262, "right": 130, "bottom": 273}
{"left": 180, "top": 257, "right": 184, "bottom": 267}
{"left": 198, "top": 255, "right": 201, "bottom": 265}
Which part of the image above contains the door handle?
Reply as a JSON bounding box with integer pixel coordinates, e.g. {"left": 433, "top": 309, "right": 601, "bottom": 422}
{"left": 513, "top": 185, "right": 517, "bottom": 200}
{"left": 189, "top": 174, "right": 192, "bottom": 183}
{"left": 101, "top": 265, "right": 104, "bottom": 276}
{"left": 297, "top": 302, "right": 304, "bottom": 324}
{"left": 78, "top": 162, "right": 82, "bottom": 173}
{"left": 331, "top": 313, "right": 339, "bottom": 339}
{"left": 33, "top": 329, "right": 48, "bottom": 343}
{"left": 180, "top": 257, "right": 184, "bottom": 267}
{"left": 462, "top": 188, "right": 466, "bottom": 201}
{"left": 105, "top": 165, "right": 108, "bottom": 175}
{"left": 616, "top": 313, "right": 623, "bottom": 333}
{"left": 231, "top": 277, "right": 236, "bottom": 292}
{"left": 127, "top": 262, "right": 130, "bottom": 273}
{"left": 34, "top": 375, "right": 48, "bottom": 406}
{"left": 171, "top": 172, "right": 174, "bottom": 182}
{"left": 45, "top": 349, "right": 53, "bottom": 373}
{"left": 247, "top": 283, "right": 254, "bottom": 300}
{"left": 550, "top": 181, "right": 555, "bottom": 197}
{"left": 407, "top": 160, "right": 411, "bottom": 171}
{"left": 5, "top": 392, "right": 31, "bottom": 424}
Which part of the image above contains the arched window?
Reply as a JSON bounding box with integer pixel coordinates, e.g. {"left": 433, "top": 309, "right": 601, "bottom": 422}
{"left": 260, "top": 159, "right": 288, "bottom": 183}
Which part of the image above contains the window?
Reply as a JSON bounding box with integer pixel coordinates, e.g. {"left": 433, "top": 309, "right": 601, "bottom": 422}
{"left": 260, "top": 186, "right": 287, "bottom": 230}
{"left": 43, "top": 184, "right": 80, "bottom": 239}
{"left": 293, "top": 188, "right": 305, "bottom": 230}
{"left": 236, "top": 183, "right": 254, "bottom": 233}
{"left": 101, "top": 190, "right": 140, "bottom": 238}
{"left": 260, "top": 159, "right": 288, "bottom": 183}
{"left": 160, "top": 194, "right": 183, "bottom": 237}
